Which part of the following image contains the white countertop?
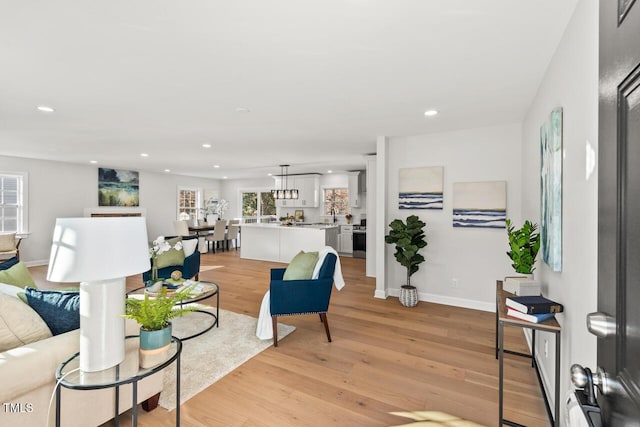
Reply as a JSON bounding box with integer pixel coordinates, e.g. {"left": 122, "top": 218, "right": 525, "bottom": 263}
{"left": 241, "top": 223, "right": 339, "bottom": 230}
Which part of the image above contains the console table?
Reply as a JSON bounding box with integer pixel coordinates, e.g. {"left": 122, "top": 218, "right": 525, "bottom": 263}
{"left": 496, "top": 280, "right": 561, "bottom": 426}
{"left": 55, "top": 336, "right": 182, "bottom": 427}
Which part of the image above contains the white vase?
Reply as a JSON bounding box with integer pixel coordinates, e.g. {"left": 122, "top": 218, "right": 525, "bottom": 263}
{"left": 399, "top": 285, "right": 418, "bottom": 307}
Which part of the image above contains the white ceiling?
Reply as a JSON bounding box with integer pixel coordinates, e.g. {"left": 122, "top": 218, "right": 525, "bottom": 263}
{"left": 0, "top": 0, "right": 578, "bottom": 180}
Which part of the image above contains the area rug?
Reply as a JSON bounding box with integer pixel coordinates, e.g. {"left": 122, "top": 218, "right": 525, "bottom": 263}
{"left": 158, "top": 307, "right": 295, "bottom": 410}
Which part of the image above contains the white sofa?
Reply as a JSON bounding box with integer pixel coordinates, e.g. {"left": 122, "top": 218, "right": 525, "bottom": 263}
{"left": 0, "top": 320, "right": 164, "bottom": 427}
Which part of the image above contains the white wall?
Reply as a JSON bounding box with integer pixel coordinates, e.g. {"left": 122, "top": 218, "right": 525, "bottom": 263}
{"left": 521, "top": 0, "right": 598, "bottom": 416}
{"left": 0, "top": 156, "right": 220, "bottom": 263}
{"left": 386, "top": 123, "right": 522, "bottom": 311}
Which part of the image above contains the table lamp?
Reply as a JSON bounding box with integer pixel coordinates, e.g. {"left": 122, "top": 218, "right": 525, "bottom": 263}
{"left": 47, "top": 217, "right": 151, "bottom": 372}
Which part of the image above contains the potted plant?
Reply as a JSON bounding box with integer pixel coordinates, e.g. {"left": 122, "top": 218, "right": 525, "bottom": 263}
{"left": 505, "top": 219, "right": 541, "bottom": 276}
{"left": 384, "top": 215, "right": 427, "bottom": 307}
{"left": 124, "top": 285, "right": 195, "bottom": 367}
{"left": 345, "top": 214, "right": 353, "bottom": 224}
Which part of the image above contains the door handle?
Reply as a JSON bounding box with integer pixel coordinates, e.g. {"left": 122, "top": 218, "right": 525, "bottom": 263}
{"left": 571, "top": 364, "right": 621, "bottom": 396}
{"left": 586, "top": 312, "right": 616, "bottom": 338}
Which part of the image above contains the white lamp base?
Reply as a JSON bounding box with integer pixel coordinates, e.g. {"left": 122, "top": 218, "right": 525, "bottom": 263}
{"left": 79, "top": 278, "right": 126, "bottom": 372}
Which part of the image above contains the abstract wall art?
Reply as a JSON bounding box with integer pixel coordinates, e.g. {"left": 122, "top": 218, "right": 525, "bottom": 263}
{"left": 452, "top": 181, "right": 506, "bottom": 228}
{"left": 398, "top": 166, "right": 444, "bottom": 209}
{"left": 98, "top": 168, "right": 140, "bottom": 206}
{"left": 540, "top": 107, "right": 563, "bottom": 272}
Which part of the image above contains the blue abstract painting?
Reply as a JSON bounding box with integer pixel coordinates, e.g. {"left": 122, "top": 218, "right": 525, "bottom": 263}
{"left": 398, "top": 166, "right": 443, "bottom": 209}
{"left": 540, "top": 107, "right": 563, "bottom": 271}
{"left": 453, "top": 181, "right": 506, "bottom": 228}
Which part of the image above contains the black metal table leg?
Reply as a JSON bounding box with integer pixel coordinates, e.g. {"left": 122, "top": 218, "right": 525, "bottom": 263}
{"left": 55, "top": 383, "right": 61, "bottom": 427}
{"left": 499, "top": 321, "right": 504, "bottom": 425}
{"left": 132, "top": 381, "right": 138, "bottom": 426}
{"left": 176, "top": 351, "right": 181, "bottom": 426}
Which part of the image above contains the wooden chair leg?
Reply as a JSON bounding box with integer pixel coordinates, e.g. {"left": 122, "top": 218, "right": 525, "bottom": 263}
{"left": 319, "top": 313, "right": 323, "bottom": 322}
{"left": 320, "top": 313, "right": 332, "bottom": 343}
{"left": 272, "top": 316, "right": 278, "bottom": 347}
{"left": 194, "top": 273, "right": 199, "bottom": 281}
{"left": 142, "top": 392, "right": 160, "bottom": 411}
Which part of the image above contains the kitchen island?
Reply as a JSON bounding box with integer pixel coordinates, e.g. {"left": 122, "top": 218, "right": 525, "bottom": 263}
{"left": 240, "top": 223, "right": 339, "bottom": 263}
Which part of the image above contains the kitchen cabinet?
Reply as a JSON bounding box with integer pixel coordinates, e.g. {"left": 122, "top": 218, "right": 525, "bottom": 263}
{"left": 348, "top": 172, "right": 361, "bottom": 208}
{"left": 339, "top": 225, "right": 353, "bottom": 254}
{"left": 274, "top": 175, "right": 319, "bottom": 208}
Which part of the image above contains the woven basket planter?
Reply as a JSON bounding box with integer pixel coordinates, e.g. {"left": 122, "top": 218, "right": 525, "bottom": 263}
{"left": 399, "top": 285, "right": 418, "bottom": 307}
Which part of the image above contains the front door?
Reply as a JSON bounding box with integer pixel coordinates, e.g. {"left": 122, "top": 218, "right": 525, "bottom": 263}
{"left": 596, "top": 0, "right": 640, "bottom": 424}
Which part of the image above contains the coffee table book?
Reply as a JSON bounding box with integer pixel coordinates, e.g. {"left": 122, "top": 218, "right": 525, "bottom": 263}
{"left": 506, "top": 308, "right": 556, "bottom": 323}
{"left": 506, "top": 295, "right": 564, "bottom": 314}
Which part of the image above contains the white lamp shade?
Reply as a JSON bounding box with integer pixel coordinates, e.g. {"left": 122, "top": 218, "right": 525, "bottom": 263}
{"left": 47, "top": 217, "right": 151, "bottom": 282}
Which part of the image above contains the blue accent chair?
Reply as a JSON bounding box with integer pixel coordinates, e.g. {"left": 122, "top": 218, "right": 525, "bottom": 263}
{"left": 270, "top": 253, "right": 337, "bottom": 347}
{"left": 142, "top": 235, "right": 201, "bottom": 282}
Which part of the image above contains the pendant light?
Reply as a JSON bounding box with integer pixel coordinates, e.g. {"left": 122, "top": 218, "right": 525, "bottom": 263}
{"left": 271, "top": 165, "right": 299, "bottom": 200}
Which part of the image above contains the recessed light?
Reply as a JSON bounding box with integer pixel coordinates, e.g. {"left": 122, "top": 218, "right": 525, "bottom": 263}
{"left": 141, "top": 153, "right": 149, "bottom": 157}
{"left": 424, "top": 109, "right": 438, "bottom": 117}
{"left": 202, "top": 144, "right": 211, "bottom": 148}
{"left": 222, "top": 176, "right": 228, "bottom": 179}
{"left": 327, "top": 170, "right": 333, "bottom": 173}
{"left": 213, "top": 165, "right": 220, "bottom": 168}
{"left": 164, "top": 169, "right": 171, "bottom": 173}
{"left": 267, "top": 173, "right": 273, "bottom": 176}
{"left": 235, "top": 107, "right": 250, "bottom": 113}
{"left": 37, "top": 105, "right": 55, "bottom": 113}
{"left": 89, "top": 160, "right": 97, "bottom": 164}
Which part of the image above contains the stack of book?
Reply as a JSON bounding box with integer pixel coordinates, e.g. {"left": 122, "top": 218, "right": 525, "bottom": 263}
{"left": 506, "top": 295, "right": 564, "bottom": 323}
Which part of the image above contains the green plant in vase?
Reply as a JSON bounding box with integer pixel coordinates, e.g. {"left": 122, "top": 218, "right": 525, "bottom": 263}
{"left": 384, "top": 215, "right": 427, "bottom": 307}
{"left": 124, "top": 285, "right": 195, "bottom": 367}
{"left": 505, "top": 219, "right": 541, "bottom": 275}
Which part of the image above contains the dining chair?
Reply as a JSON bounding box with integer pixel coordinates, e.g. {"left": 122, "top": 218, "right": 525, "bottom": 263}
{"left": 205, "top": 219, "right": 228, "bottom": 253}
{"left": 226, "top": 220, "right": 240, "bottom": 250}
{"left": 173, "top": 220, "right": 190, "bottom": 237}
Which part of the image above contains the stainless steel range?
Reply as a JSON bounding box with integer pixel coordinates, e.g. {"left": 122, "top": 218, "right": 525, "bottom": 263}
{"left": 352, "top": 225, "right": 366, "bottom": 258}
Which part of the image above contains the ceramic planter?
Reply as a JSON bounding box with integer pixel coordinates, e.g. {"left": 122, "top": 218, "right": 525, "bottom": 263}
{"left": 399, "top": 285, "right": 418, "bottom": 307}
{"left": 139, "top": 323, "right": 172, "bottom": 368}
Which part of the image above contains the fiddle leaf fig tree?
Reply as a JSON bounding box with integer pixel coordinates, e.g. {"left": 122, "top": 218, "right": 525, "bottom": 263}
{"left": 384, "top": 215, "right": 427, "bottom": 288}
{"left": 505, "top": 219, "right": 541, "bottom": 275}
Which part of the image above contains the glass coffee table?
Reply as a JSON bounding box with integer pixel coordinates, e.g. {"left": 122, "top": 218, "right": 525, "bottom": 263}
{"left": 127, "top": 281, "right": 219, "bottom": 341}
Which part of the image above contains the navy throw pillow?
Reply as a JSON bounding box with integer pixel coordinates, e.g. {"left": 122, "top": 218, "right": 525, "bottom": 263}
{"left": 0, "top": 256, "right": 19, "bottom": 271}
{"left": 24, "top": 287, "right": 80, "bottom": 335}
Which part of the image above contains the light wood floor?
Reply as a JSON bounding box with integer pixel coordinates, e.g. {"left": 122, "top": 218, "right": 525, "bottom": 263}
{"left": 31, "top": 250, "right": 548, "bottom": 426}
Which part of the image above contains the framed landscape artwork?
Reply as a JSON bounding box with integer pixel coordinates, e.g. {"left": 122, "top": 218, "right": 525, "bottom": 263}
{"left": 98, "top": 168, "right": 140, "bottom": 206}
{"left": 452, "top": 181, "right": 506, "bottom": 228}
{"left": 398, "top": 166, "right": 444, "bottom": 209}
{"left": 540, "top": 107, "right": 563, "bottom": 272}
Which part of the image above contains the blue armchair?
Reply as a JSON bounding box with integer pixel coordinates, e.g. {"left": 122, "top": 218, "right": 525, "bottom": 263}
{"left": 270, "top": 253, "right": 337, "bottom": 347}
{"left": 142, "top": 235, "right": 201, "bottom": 282}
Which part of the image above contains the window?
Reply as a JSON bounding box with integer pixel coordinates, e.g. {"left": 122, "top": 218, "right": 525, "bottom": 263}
{"left": 242, "top": 191, "right": 276, "bottom": 220}
{"left": 0, "top": 173, "right": 27, "bottom": 233}
{"left": 324, "top": 188, "right": 349, "bottom": 215}
{"left": 177, "top": 187, "right": 200, "bottom": 220}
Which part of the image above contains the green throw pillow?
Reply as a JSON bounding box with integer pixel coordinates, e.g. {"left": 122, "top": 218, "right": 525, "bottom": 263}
{"left": 0, "top": 262, "right": 36, "bottom": 288}
{"left": 283, "top": 251, "right": 319, "bottom": 280}
{"left": 155, "top": 237, "right": 186, "bottom": 269}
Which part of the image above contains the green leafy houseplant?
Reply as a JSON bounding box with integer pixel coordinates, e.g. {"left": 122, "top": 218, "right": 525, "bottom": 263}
{"left": 384, "top": 215, "right": 428, "bottom": 288}
{"left": 124, "top": 285, "right": 195, "bottom": 331}
{"left": 505, "top": 219, "right": 541, "bottom": 275}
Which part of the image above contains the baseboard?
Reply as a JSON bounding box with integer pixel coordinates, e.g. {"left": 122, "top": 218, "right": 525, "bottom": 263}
{"left": 23, "top": 259, "right": 48, "bottom": 267}
{"left": 387, "top": 288, "right": 495, "bottom": 312}
{"left": 374, "top": 289, "right": 388, "bottom": 299}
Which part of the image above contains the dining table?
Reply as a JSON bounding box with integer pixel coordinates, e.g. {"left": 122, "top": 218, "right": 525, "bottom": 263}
{"left": 188, "top": 222, "right": 240, "bottom": 252}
